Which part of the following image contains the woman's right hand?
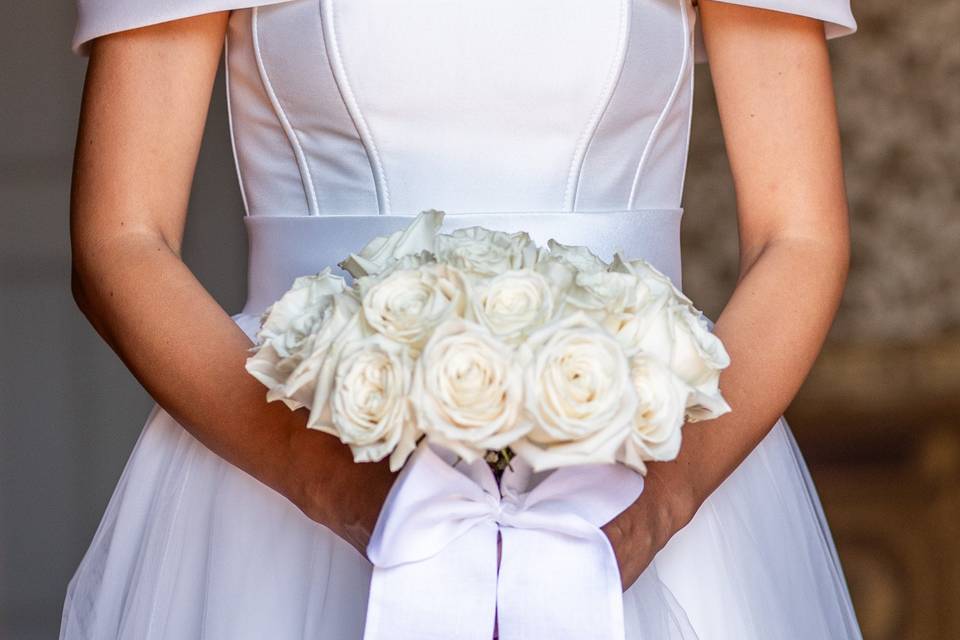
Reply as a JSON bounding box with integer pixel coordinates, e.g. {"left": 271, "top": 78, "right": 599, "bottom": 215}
{"left": 282, "top": 417, "right": 398, "bottom": 556}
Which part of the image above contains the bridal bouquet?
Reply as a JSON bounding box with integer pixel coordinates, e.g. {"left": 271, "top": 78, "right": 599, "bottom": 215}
{"left": 246, "top": 210, "right": 731, "bottom": 474}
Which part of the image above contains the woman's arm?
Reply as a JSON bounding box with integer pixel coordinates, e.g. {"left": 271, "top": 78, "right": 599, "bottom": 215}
{"left": 604, "top": 1, "right": 851, "bottom": 587}
{"left": 71, "top": 13, "right": 394, "bottom": 553}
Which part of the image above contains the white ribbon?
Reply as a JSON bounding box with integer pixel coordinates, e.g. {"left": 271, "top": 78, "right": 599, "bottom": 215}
{"left": 363, "top": 442, "right": 645, "bottom": 640}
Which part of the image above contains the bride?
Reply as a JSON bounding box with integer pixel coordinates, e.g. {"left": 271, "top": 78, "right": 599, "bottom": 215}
{"left": 62, "top": 0, "right": 863, "bottom": 638}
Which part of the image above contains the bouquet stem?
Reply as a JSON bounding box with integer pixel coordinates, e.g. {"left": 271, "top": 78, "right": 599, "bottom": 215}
{"left": 485, "top": 448, "right": 516, "bottom": 483}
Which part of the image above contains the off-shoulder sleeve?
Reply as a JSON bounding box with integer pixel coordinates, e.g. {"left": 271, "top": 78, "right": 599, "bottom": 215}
{"left": 693, "top": 0, "right": 857, "bottom": 64}
{"left": 72, "top": 0, "right": 295, "bottom": 55}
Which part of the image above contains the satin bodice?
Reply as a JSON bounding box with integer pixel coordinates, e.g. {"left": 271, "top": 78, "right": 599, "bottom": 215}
{"left": 73, "top": 0, "right": 857, "bottom": 220}
{"left": 224, "top": 0, "right": 698, "bottom": 217}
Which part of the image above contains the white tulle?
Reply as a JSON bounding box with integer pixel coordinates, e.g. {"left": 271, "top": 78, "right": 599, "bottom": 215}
{"left": 60, "top": 313, "right": 860, "bottom": 639}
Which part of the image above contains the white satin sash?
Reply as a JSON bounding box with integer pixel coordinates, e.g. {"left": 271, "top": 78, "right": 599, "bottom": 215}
{"left": 240, "top": 209, "right": 683, "bottom": 315}
{"left": 363, "top": 442, "right": 645, "bottom": 640}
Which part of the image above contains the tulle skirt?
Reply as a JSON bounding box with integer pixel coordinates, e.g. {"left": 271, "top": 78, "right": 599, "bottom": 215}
{"left": 60, "top": 313, "right": 862, "bottom": 639}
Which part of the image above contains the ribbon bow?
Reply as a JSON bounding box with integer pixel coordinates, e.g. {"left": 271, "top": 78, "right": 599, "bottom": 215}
{"left": 363, "top": 443, "right": 645, "bottom": 640}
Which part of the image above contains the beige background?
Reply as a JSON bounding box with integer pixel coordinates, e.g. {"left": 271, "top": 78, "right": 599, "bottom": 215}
{"left": 684, "top": 1, "right": 960, "bottom": 341}
{"left": 1, "top": 2, "right": 957, "bottom": 638}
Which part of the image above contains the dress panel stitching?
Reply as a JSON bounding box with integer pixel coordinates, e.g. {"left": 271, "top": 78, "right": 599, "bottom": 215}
{"left": 627, "top": 0, "right": 690, "bottom": 209}
{"left": 566, "top": 0, "right": 631, "bottom": 211}
{"left": 321, "top": 0, "right": 391, "bottom": 214}
{"left": 252, "top": 7, "right": 320, "bottom": 216}
{"left": 674, "top": 0, "right": 697, "bottom": 204}
{"left": 223, "top": 29, "right": 251, "bottom": 217}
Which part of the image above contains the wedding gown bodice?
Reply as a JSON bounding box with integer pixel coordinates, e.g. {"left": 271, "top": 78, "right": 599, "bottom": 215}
{"left": 223, "top": 0, "right": 697, "bottom": 216}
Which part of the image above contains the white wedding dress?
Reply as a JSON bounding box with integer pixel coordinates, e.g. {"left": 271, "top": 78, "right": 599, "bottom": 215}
{"left": 62, "top": 1, "right": 863, "bottom": 638}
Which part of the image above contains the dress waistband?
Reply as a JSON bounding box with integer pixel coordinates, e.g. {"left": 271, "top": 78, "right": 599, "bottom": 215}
{"left": 241, "top": 210, "right": 683, "bottom": 315}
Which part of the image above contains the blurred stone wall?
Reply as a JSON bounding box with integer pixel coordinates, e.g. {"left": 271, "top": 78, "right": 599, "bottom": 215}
{"left": 683, "top": 0, "right": 960, "bottom": 343}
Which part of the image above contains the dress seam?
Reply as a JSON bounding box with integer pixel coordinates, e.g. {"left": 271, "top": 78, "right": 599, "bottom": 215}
{"left": 223, "top": 27, "right": 251, "bottom": 218}
{"left": 675, "top": 1, "right": 697, "bottom": 206}
{"left": 627, "top": 0, "right": 691, "bottom": 209}
{"left": 321, "top": 0, "right": 392, "bottom": 214}
{"left": 252, "top": 7, "right": 321, "bottom": 216}
{"left": 567, "top": 0, "right": 631, "bottom": 211}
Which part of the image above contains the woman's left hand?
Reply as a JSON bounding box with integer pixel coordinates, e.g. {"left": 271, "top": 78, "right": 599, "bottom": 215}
{"left": 601, "top": 466, "right": 693, "bottom": 591}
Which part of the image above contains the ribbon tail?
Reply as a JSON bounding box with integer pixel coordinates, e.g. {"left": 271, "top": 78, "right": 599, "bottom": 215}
{"left": 363, "top": 442, "right": 501, "bottom": 640}
{"left": 364, "top": 522, "right": 499, "bottom": 640}
{"left": 496, "top": 526, "right": 627, "bottom": 640}
{"left": 495, "top": 462, "right": 644, "bottom": 640}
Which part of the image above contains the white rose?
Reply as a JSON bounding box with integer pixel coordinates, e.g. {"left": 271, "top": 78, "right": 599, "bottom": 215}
{"left": 563, "top": 270, "right": 643, "bottom": 320}
{"left": 353, "top": 251, "right": 437, "bottom": 299}
{"left": 543, "top": 239, "right": 609, "bottom": 274}
{"left": 339, "top": 210, "right": 444, "bottom": 278}
{"left": 470, "top": 269, "right": 555, "bottom": 344}
{"left": 603, "top": 289, "right": 671, "bottom": 357}
{"left": 324, "top": 334, "right": 418, "bottom": 471}
{"left": 305, "top": 312, "right": 368, "bottom": 429}
{"left": 361, "top": 263, "right": 468, "bottom": 350}
{"left": 533, "top": 241, "right": 609, "bottom": 302}
{"left": 610, "top": 252, "right": 693, "bottom": 307}
{"left": 435, "top": 226, "right": 537, "bottom": 279}
{"left": 245, "top": 269, "right": 348, "bottom": 409}
{"left": 632, "top": 301, "right": 732, "bottom": 422}
{"left": 271, "top": 291, "right": 360, "bottom": 410}
{"left": 413, "top": 319, "right": 528, "bottom": 462}
{"left": 616, "top": 355, "right": 691, "bottom": 474}
{"left": 603, "top": 253, "right": 687, "bottom": 352}
{"left": 607, "top": 252, "right": 730, "bottom": 420}
{"left": 512, "top": 313, "right": 637, "bottom": 471}
{"left": 374, "top": 250, "right": 436, "bottom": 280}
